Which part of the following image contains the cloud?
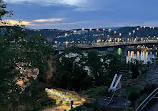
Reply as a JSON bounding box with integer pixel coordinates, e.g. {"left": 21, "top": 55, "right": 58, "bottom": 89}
{"left": 6, "top": 0, "right": 116, "bottom": 12}
{"left": 6, "top": 0, "right": 87, "bottom": 7}
{"left": 34, "top": 18, "right": 63, "bottom": 23}
{"left": 1, "top": 17, "right": 64, "bottom": 26}
{"left": 2, "top": 19, "right": 32, "bottom": 25}
{"left": 26, "top": 21, "right": 90, "bottom": 29}
{"left": 35, "top": 21, "right": 88, "bottom": 26}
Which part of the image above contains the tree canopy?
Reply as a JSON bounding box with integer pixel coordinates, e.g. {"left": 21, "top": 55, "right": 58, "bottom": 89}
{"left": 0, "top": 1, "right": 54, "bottom": 110}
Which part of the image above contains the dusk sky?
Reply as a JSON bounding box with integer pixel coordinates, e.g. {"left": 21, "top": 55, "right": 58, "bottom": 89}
{"left": 4, "top": 0, "right": 158, "bottom": 30}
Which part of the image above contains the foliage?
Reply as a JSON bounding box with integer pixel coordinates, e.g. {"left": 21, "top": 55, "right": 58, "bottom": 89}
{"left": 135, "top": 93, "right": 148, "bottom": 108}
{"left": 0, "top": 0, "right": 9, "bottom": 19}
{"left": 52, "top": 47, "right": 131, "bottom": 91}
{"left": 0, "top": 25, "right": 53, "bottom": 110}
{"left": 81, "top": 86, "right": 108, "bottom": 98}
{"left": 128, "top": 59, "right": 147, "bottom": 79}
{"left": 52, "top": 47, "right": 93, "bottom": 91}
{"left": 142, "top": 84, "right": 156, "bottom": 94}
{"left": 15, "top": 81, "right": 55, "bottom": 111}
{"left": 122, "top": 107, "right": 134, "bottom": 111}
{"left": 105, "top": 53, "right": 127, "bottom": 78}
{"left": 126, "top": 86, "right": 141, "bottom": 102}
{"left": 0, "top": 3, "right": 54, "bottom": 110}
{"left": 64, "top": 46, "right": 82, "bottom": 54}
{"left": 87, "top": 49, "right": 106, "bottom": 86}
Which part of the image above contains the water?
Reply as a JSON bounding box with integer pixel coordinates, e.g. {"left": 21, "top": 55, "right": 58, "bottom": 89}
{"left": 126, "top": 50, "right": 157, "bottom": 63}
{"left": 98, "top": 47, "right": 158, "bottom": 64}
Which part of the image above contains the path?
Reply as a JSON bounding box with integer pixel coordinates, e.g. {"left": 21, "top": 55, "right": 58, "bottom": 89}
{"left": 43, "top": 88, "right": 86, "bottom": 111}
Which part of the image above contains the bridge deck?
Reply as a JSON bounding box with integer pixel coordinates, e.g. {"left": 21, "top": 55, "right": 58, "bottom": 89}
{"left": 77, "top": 41, "right": 158, "bottom": 49}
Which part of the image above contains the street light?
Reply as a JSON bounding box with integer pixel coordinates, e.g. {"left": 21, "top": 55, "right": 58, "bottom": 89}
{"left": 114, "top": 31, "right": 117, "bottom": 43}
{"left": 128, "top": 32, "right": 131, "bottom": 43}
{"left": 119, "top": 33, "right": 122, "bottom": 36}
{"left": 74, "top": 30, "right": 77, "bottom": 34}
{"left": 129, "top": 32, "right": 131, "bottom": 36}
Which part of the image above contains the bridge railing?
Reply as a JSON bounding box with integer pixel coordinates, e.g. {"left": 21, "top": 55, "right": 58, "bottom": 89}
{"left": 135, "top": 87, "right": 158, "bottom": 111}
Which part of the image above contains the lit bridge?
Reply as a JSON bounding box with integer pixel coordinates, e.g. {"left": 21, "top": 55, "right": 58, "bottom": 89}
{"left": 54, "top": 26, "right": 158, "bottom": 50}
{"left": 77, "top": 40, "right": 158, "bottom": 49}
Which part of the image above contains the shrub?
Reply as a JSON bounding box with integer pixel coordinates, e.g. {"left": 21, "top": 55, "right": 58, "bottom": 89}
{"left": 135, "top": 94, "right": 148, "bottom": 108}
{"left": 126, "top": 87, "right": 141, "bottom": 102}
{"left": 122, "top": 107, "right": 134, "bottom": 111}
{"left": 81, "top": 86, "right": 108, "bottom": 98}
{"left": 142, "top": 84, "right": 156, "bottom": 94}
{"left": 17, "top": 105, "right": 27, "bottom": 111}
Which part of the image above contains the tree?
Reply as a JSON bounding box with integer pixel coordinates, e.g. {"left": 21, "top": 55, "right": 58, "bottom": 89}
{"left": 87, "top": 49, "right": 106, "bottom": 86}
{"left": 105, "top": 53, "right": 126, "bottom": 77}
{"left": 0, "top": 27, "right": 54, "bottom": 110}
{"left": 0, "top": 1, "right": 54, "bottom": 110}
{"left": 52, "top": 47, "right": 93, "bottom": 91}
{"left": 0, "top": 0, "right": 13, "bottom": 25}
{"left": 128, "top": 59, "right": 146, "bottom": 79}
{"left": 0, "top": 0, "right": 8, "bottom": 19}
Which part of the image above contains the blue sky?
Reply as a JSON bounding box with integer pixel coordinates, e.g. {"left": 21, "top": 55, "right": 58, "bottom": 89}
{"left": 4, "top": 0, "right": 158, "bottom": 29}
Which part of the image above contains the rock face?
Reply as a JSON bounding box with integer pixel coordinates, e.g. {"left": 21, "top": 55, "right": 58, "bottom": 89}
{"left": 137, "top": 61, "right": 158, "bottom": 88}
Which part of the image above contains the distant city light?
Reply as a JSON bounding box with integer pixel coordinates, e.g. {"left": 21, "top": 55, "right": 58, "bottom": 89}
{"left": 65, "top": 33, "right": 68, "bottom": 36}
{"left": 129, "top": 32, "right": 131, "bottom": 36}
{"left": 74, "top": 30, "right": 77, "bottom": 33}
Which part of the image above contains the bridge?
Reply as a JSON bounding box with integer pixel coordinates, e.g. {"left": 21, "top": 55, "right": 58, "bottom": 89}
{"left": 54, "top": 39, "right": 158, "bottom": 51}
{"left": 54, "top": 26, "right": 158, "bottom": 50}
{"left": 77, "top": 40, "right": 158, "bottom": 49}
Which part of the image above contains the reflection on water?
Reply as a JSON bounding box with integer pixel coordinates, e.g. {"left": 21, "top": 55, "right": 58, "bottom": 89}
{"left": 126, "top": 51, "right": 157, "bottom": 63}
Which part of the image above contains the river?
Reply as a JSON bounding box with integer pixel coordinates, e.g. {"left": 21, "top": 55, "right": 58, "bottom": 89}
{"left": 98, "top": 45, "right": 158, "bottom": 64}
{"left": 125, "top": 50, "right": 157, "bottom": 63}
